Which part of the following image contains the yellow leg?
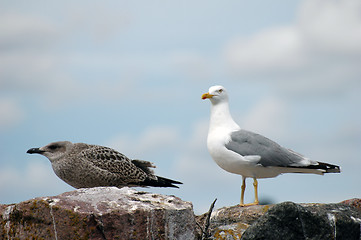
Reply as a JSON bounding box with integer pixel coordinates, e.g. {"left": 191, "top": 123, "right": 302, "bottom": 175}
{"left": 239, "top": 177, "right": 259, "bottom": 207}
{"left": 253, "top": 177, "right": 259, "bottom": 205}
{"left": 240, "top": 177, "right": 246, "bottom": 205}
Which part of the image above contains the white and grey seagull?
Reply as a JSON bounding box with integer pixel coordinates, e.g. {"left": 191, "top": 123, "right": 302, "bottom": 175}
{"left": 27, "top": 141, "right": 182, "bottom": 189}
{"left": 202, "top": 85, "right": 340, "bottom": 206}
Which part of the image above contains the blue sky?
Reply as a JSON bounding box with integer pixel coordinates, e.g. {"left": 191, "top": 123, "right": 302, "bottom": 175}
{"left": 1, "top": 0, "right": 360, "bottom": 214}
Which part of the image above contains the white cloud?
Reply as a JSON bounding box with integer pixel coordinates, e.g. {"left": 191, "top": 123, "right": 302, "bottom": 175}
{"left": 0, "top": 98, "right": 24, "bottom": 131}
{"left": 0, "top": 14, "right": 61, "bottom": 94}
{"left": 134, "top": 126, "right": 181, "bottom": 155}
{"left": 298, "top": 0, "right": 361, "bottom": 54}
{"left": 241, "top": 97, "right": 289, "bottom": 140}
{"left": 0, "top": 52, "right": 65, "bottom": 90}
{"left": 0, "top": 10, "right": 213, "bottom": 109}
{"left": 0, "top": 13, "right": 58, "bottom": 50}
{"left": 169, "top": 51, "right": 214, "bottom": 81}
{"left": 0, "top": 12, "right": 133, "bottom": 108}
{"left": 225, "top": 26, "right": 306, "bottom": 72}
{"left": 64, "top": 3, "right": 131, "bottom": 43}
{"left": 107, "top": 125, "right": 181, "bottom": 159}
{"left": 224, "top": 0, "right": 361, "bottom": 95}
{"left": 0, "top": 13, "right": 78, "bottom": 107}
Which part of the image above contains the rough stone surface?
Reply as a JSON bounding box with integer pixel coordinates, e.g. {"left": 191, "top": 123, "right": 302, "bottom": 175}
{"left": 242, "top": 202, "right": 361, "bottom": 240}
{"left": 196, "top": 204, "right": 270, "bottom": 239}
{"left": 196, "top": 200, "right": 361, "bottom": 240}
{"left": 341, "top": 198, "right": 361, "bottom": 212}
{"left": 0, "top": 187, "right": 196, "bottom": 240}
{"left": 2, "top": 191, "right": 360, "bottom": 240}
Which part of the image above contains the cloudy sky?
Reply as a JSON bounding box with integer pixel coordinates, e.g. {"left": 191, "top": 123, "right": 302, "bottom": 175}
{"left": 1, "top": 0, "right": 360, "bottom": 214}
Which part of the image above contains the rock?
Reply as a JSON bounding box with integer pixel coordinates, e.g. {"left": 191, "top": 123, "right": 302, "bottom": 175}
{"left": 242, "top": 202, "right": 361, "bottom": 240}
{"left": 196, "top": 204, "right": 270, "bottom": 239}
{"left": 2, "top": 190, "right": 360, "bottom": 240}
{"left": 197, "top": 200, "right": 361, "bottom": 240}
{"left": 0, "top": 187, "right": 196, "bottom": 240}
{"left": 341, "top": 198, "right": 361, "bottom": 212}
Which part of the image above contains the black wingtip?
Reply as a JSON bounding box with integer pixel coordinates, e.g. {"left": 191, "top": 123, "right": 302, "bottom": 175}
{"left": 140, "top": 176, "right": 183, "bottom": 188}
{"left": 296, "top": 161, "right": 341, "bottom": 173}
{"left": 316, "top": 161, "right": 341, "bottom": 173}
{"left": 325, "top": 164, "right": 341, "bottom": 173}
{"left": 287, "top": 161, "right": 341, "bottom": 174}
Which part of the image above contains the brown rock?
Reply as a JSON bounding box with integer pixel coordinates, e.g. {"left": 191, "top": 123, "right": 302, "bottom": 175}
{"left": 0, "top": 187, "right": 196, "bottom": 240}
{"left": 341, "top": 198, "right": 361, "bottom": 212}
{"left": 196, "top": 204, "right": 271, "bottom": 238}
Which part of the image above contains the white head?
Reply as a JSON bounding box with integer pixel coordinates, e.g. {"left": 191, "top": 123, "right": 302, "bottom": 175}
{"left": 27, "top": 141, "right": 73, "bottom": 162}
{"left": 201, "top": 85, "right": 229, "bottom": 105}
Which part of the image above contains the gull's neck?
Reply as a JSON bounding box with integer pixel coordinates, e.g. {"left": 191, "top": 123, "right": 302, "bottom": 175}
{"left": 209, "top": 101, "right": 240, "bottom": 133}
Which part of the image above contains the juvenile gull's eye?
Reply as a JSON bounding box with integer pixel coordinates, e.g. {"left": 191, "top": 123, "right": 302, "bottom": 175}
{"left": 48, "top": 145, "right": 59, "bottom": 150}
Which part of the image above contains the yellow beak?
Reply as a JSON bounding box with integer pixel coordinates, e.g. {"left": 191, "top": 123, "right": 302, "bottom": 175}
{"left": 201, "top": 92, "right": 214, "bottom": 100}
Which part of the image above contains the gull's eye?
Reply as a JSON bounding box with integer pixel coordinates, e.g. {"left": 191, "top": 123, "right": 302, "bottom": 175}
{"left": 218, "top": 89, "right": 223, "bottom": 93}
{"left": 48, "top": 145, "right": 59, "bottom": 150}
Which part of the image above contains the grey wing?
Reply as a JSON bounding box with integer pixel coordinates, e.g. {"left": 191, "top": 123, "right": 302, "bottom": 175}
{"left": 225, "top": 130, "right": 307, "bottom": 167}
{"left": 79, "top": 145, "right": 151, "bottom": 182}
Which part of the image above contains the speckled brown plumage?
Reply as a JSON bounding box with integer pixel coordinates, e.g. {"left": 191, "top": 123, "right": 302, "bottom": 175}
{"left": 27, "top": 141, "right": 182, "bottom": 189}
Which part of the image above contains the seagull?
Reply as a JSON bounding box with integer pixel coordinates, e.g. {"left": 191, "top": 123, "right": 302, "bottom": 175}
{"left": 202, "top": 85, "right": 340, "bottom": 206}
{"left": 27, "top": 141, "right": 182, "bottom": 189}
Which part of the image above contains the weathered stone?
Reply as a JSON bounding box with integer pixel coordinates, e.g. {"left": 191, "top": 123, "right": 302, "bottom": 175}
{"left": 242, "top": 202, "right": 361, "bottom": 240}
{"left": 196, "top": 200, "right": 361, "bottom": 240}
{"left": 341, "top": 198, "right": 361, "bottom": 212}
{"left": 0, "top": 187, "right": 196, "bottom": 240}
{"left": 196, "top": 204, "right": 271, "bottom": 239}
{"left": 2, "top": 191, "right": 360, "bottom": 240}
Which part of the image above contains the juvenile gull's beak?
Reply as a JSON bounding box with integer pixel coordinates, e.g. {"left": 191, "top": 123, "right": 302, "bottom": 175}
{"left": 27, "top": 148, "right": 45, "bottom": 154}
{"left": 201, "top": 92, "right": 214, "bottom": 100}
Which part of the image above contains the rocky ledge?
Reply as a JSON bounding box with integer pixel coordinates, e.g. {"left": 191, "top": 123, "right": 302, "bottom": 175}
{"left": 1, "top": 188, "right": 360, "bottom": 240}
{"left": 197, "top": 199, "right": 361, "bottom": 239}
{"left": 0, "top": 187, "right": 196, "bottom": 240}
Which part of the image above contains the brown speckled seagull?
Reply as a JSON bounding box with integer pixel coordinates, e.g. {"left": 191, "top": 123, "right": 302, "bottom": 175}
{"left": 27, "top": 141, "right": 182, "bottom": 189}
